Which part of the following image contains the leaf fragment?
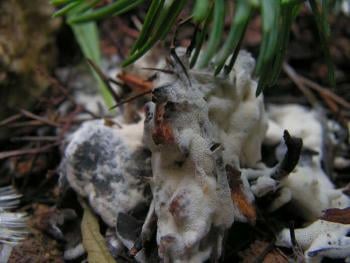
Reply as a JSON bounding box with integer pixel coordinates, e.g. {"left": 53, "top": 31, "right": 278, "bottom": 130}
{"left": 81, "top": 203, "right": 116, "bottom": 263}
{"left": 320, "top": 207, "right": 350, "bottom": 224}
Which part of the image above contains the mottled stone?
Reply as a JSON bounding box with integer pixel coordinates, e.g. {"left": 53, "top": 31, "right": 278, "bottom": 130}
{"left": 61, "top": 119, "right": 151, "bottom": 227}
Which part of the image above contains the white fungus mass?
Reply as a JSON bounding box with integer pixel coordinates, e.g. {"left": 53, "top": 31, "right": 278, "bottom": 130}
{"left": 60, "top": 48, "right": 350, "bottom": 262}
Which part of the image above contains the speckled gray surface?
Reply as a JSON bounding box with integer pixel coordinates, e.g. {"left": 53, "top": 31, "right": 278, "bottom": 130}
{"left": 61, "top": 120, "right": 151, "bottom": 227}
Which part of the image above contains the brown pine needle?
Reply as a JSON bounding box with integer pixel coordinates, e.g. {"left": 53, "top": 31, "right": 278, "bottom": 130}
{"left": 0, "top": 143, "right": 59, "bottom": 160}
{"left": 141, "top": 67, "right": 175, "bottom": 75}
{"left": 20, "top": 109, "right": 59, "bottom": 127}
{"left": 86, "top": 58, "right": 120, "bottom": 103}
{"left": 109, "top": 90, "right": 152, "bottom": 110}
{"left": 0, "top": 114, "right": 22, "bottom": 127}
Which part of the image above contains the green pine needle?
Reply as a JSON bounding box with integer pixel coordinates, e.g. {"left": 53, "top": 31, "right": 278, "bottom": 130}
{"left": 192, "top": 0, "right": 209, "bottom": 22}
{"left": 51, "top": 0, "right": 336, "bottom": 99}
{"left": 198, "top": 0, "right": 225, "bottom": 68}
{"left": 68, "top": 0, "right": 144, "bottom": 23}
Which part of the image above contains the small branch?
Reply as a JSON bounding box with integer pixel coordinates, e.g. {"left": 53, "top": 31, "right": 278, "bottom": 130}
{"left": 0, "top": 143, "right": 59, "bottom": 160}
{"left": 289, "top": 221, "right": 304, "bottom": 262}
{"left": 283, "top": 62, "right": 350, "bottom": 114}
{"left": 0, "top": 114, "right": 22, "bottom": 127}
{"left": 10, "top": 136, "right": 58, "bottom": 142}
{"left": 109, "top": 90, "right": 152, "bottom": 110}
{"left": 86, "top": 58, "right": 120, "bottom": 103}
{"left": 19, "top": 109, "right": 59, "bottom": 127}
{"left": 141, "top": 67, "right": 175, "bottom": 75}
{"left": 283, "top": 62, "right": 318, "bottom": 107}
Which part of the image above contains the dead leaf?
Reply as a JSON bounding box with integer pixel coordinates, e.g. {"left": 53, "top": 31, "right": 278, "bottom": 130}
{"left": 239, "top": 240, "right": 288, "bottom": 263}
{"left": 320, "top": 207, "right": 350, "bottom": 224}
{"left": 226, "top": 165, "right": 256, "bottom": 224}
{"left": 81, "top": 203, "right": 116, "bottom": 263}
{"left": 118, "top": 72, "right": 153, "bottom": 91}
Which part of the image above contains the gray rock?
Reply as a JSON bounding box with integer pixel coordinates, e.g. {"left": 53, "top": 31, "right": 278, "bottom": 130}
{"left": 61, "top": 120, "right": 151, "bottom": 226}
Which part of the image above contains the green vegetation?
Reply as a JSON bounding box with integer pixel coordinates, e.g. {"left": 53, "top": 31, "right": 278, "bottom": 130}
{"left": 51, "top": 0, "right": 335, "bottom": 96}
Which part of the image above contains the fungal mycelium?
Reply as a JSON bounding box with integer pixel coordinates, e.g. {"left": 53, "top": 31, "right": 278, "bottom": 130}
{"left": 61, "top": 49, "right": 350, "bottom": 262}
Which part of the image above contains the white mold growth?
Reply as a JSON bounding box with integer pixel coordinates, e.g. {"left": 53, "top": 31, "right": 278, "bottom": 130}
{"left": 265, "top": 104, "right": 350, "bottom": 220}
{"left": 141, "top": 50, "right": 268, "bottom": 262}
{"left": 60, "top": 48, "right": 349, "bottom": 262}
{"left": 276, "top": 219, "right": 350, "bottom": 262}
{"left": 62, "top": 119, "right": 151, "bottom": 227}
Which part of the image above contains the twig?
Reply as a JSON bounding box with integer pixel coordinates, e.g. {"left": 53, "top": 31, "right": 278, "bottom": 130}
{"left": 170, "top": 48, "right": 191, "bottom": 86}
{"left": 0, "top": 114, "right": 22, "bottom": 127}
{"left": 0, "top": 143, "right": 59, "bottom": 160}
{"left": 282, "top": 62, "right": 318, "bottom": 106}
{"left": 7, "top": 120, "right": 46, "bottom": 128}
{"left": 19, "top": 109, "right": 59, "bottom": 127}
{"left": 141, "top": 67, "right": 175, "bottom": 75}
{"left": 301, "top": 76, "right": 350, "bottom": 109}
{"left": 109, "top": 90, "right": 152, "bottom": 110}
{"left": 86, "top": 58, "right": 120, "bottom": 103}
{"left": 10, "top": 136, "right": 58, "bottom": 142}
{"left": 289, "top": 221, "right": 304, "bottom": 262}
{"left": 283, "top": 62, "right": 350, "bottom": 112}
{"left": 36, "top": 66, "right": 100, "bottom": 119}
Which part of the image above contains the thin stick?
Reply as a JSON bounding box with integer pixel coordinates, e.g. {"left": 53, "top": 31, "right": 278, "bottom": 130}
{"left": 302, "top": 76, "right": 350, "bottom": 109}
{"left": 141, "top": 67, "right": 175, "bottom": 75}
{"left": 86, "top": 58, "right": 120, "bottom": 103}
{"left": 284, "top": 62, "right": 350, "bottom": 110}
{"left": 19, "top": 109, "right": 59, "bottom": 127}
{"left": 0, "top": 114, "right": 22, "bottom": 127}
{"left": 0, "top": 143, "right": 59, "bottom": 160}
{"left": 170, "top": 48, "right": 191, "bottom": 85}
{"left": 7, "top": 120, "right": 43, "bottom": 128}
{"left": 109, "top": 90, "right": 152, "bottom": 110}
{"left": 283, "top": 63, "right": 318, "bottom": 107}
{"left": 10, "top": 136, "right": 58, "bottom": 142}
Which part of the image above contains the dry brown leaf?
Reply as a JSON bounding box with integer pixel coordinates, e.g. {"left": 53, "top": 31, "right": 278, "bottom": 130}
{"left": 226, "top": 165, "right": 257, "bottom": 224}
{"left": 81, "top": 203, "right": 116, "bottom": 263}
{"left": 320, "top": 207, "right": 350, "bottom": 224}
{"left": 118, "top": 72, "right": 153, "bottom": 91}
